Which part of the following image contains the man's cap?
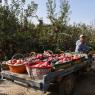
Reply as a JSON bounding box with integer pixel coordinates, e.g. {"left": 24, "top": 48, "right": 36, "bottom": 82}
{"left": 80, "top": 34, "right": 85, "bottom": 38}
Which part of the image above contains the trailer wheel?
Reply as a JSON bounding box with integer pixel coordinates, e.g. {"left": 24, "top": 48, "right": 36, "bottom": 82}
{"left": 83, "top": 64, "right": 92, "bottom": 72}
{"left": 86, "top": 65, "right": 91, "bottom": 72}
{"left": 58, "top": 75, "right": 75, "bottom": 95}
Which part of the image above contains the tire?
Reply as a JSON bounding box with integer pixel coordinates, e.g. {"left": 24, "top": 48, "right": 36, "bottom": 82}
{"left": 83, "top": 64, "right": 92, "bottom": 72}
{"left": 58, "top": 74, "right": 75, "bottom": 95}
{"left": 86, "top": 65, "right": 91, "bottom": 72}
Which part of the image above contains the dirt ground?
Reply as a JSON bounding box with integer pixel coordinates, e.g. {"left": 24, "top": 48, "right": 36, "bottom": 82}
{"left": 73, "top": 70, "right": 95, "bottom": 95}
{"left": 0, "top": 78, "right": 56, "bottom": 95}
{"left": 0, "top": 62, "right": 95, "bottom": 95}
{"left": 0, "top": 80, "right": 43, "bottom": 95}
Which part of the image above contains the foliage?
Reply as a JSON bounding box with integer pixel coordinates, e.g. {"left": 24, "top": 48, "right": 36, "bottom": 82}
{"left": 0, "top": 0, "right": 95, "bottom": 61}
{"left": 46, "top": 0, "right": 70, "bottom": 26}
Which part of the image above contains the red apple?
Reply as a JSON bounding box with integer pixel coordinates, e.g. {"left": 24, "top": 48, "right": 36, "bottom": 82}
{"left": 11, "top": 59, "right": 17, "bottom": 64}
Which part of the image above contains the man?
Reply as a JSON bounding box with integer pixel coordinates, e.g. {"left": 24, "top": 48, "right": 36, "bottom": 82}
{"left": 75, "top": 35, "right": 93, "bottom": 72}
{"left": 75, "top": 35, "right": 90, "bottom": 53}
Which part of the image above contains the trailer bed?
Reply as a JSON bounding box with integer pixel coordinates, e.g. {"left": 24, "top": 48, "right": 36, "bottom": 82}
{"left": 1, "top": 70, "right": 43, "bottom": 90}
{"left": 1, "top": 59, "right": 88, "bottom": 92}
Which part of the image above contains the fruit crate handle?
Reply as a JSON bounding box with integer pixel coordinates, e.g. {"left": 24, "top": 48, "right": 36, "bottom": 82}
{"left": 65, "top": 50, "right": 71, "bottom": 53}
{"left": 12, "top": 53, "right": 24, "bottom": 60}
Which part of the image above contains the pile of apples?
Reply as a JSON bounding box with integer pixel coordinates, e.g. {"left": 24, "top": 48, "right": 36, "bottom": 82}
{"left": 58, "top": 54, "right": 80, "bottom": 61}
{"left": 7, "top": 59, "right": 24, "bottom": 66}
{"left": 26, "top": 51, "right": 81, "bottom": 63}
{"left": 7, "top": 51, "right": 82, "bottom": 68}
{"left": 28, "top": 61, "right": 52, "bottom": 68}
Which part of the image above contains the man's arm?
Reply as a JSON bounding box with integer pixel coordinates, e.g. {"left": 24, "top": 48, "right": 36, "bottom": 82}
{"left": 75, "top": 43, "right": 83, "bottom": 53}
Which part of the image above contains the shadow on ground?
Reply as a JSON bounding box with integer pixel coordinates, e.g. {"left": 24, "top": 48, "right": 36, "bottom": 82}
{"left": 73, "top": 70, "right": 95, "bottom": 95}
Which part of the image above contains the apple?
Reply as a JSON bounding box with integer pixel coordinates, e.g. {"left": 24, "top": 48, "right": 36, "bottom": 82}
{"left": 16, "top": 60, "right": 22, "bottom": 64}
{"left": 11, "top": 59, "right": 17, "bottom": 64}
